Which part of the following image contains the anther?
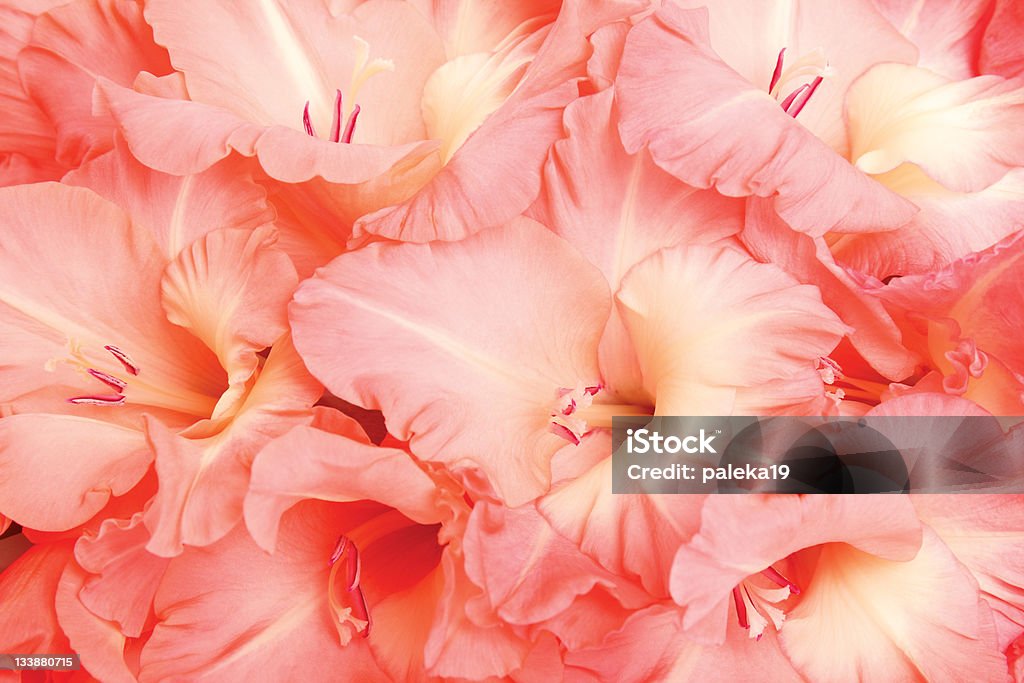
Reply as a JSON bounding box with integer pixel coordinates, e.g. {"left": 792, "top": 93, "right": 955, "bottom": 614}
{"left": 104, "top": 345, "right": 139, "bottom": 376}
{"left": 67, "top": 395, "right": 127, "bottom": 406}
{"left": 769, "top": 48, "right": 786, "bottom": 92}
{"left": 329, "top": 90, "right": 343, "bottom": 143}
{"left": 761, "top": 566, "right": 801, "bottom": 595}
{"left": 303, "top": 102, "right": 317, "bottom": 137}
{"left": 87, "top": 369, "right": 127, "bottom": 393}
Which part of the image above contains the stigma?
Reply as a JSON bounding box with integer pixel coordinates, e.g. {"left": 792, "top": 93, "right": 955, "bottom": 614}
{"left": 732, "top": 565, "right": 801, "bottom": 640}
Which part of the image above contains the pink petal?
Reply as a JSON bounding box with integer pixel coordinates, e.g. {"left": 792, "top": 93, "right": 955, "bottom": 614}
{"left": 17, "top": 0, "right": 173, "bottom": 167}
{"left": 0, "top": 1, "right": 66, "bottom": 185}
{"left": 143, "top": 338, "right": 321, "bottom": 557}
{"left": 161, "top": 226, "right": 299, "bottom": 416}
{"left": 55, "top": 561, "right": 137, "bottom": 683}
{"left": 423, "top": 551, "right": 533, "bottom": 679}
{"left": 0, "top": 415, "right": 150, "bottom": 531}
{"left": 0, "top": 541, "right": 74, "bottom": 656}
{"left": 981, "top": 0, "right": 1024, "bottom": 78}
{"left": 139, "top": 501, "right": 384, "bottom": 681}
{"left": 539, "top": 431, "right": 705, "bottom": 597}
{"left": 879, "top": 232, "right": 1024, "bottom": 402}
{"left": 914, "top": 495, "right": 1024, "bottom": 648}
{"left": 744, "top": 198, "right": 917, "bottom": 379}
{"left": 669, "top": 496, "right": 923, "bottom": 641}
{"left": 616, "top": 243, "right": 848, "bottom": 415}
{"left": 143, "top": 0, "right": 444, "bottom": 143}
{"left": 667, "top": 0, "right": 917, "bottom": 149}
{"left": 534, "top": 89, "right": 743, "bottom": 399}
{"left": 616, "top": 4, "right": 918, "bottom": 236}
{"left": 566, "top": 604, "right": 801, "bottom": 683}
{"left": 64, "top": 139, "right": 277, "bottom": 261}
{"left": 99, "top": 77, "right": 442, "bottom": 184}
{"left": 847, "top": 63, "right": 1024, "bottom": 194}
{"left": 244, "top": 421, "right": 446, "bottom": 553}
{"left": 833, "top": 166, "right": 1024, "bottom": 277}
{"left": 871, "top": 0, "right": 993, "bottom": 79}
{"left": 462, "top": 501, "right": 648, "bottom": 626}
{"left": 0, "top": 182, "right": 226, "bottom": 419}
{"left": 75, "top": 512, "right": 169, "bottom": 638}
{"left": 290, "top": 219, "right": 609, "bottom": 505}
{"left": 353, "top": 0, "right": 596, "bottom": 243}
{"left": 781, "top": 528, "right": 1007, "bottom": 681}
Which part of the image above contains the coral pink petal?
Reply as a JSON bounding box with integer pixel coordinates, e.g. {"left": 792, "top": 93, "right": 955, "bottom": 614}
{"left": 0, "top": 183, "right": 226, "bottom": 417}
{"left": 539, "top": 432, "right": 705, "bottom": 597}
{"left": 411, "top": 0, "right": 560, "bottom": 56}
{"left": 290, "top": 219, "right": 609, "bottom": 506}
{"left": 244, "top": 422, "right": 445, "bottom": 553}
{"left": 143, "top": 339, "right": 320, "bottom": 557}
{"left": 0, "top": 2, "right": 66, "bottom": 185}
{"left": 981, "top": 0, "right": 1024, "bottom": 78}
{"left": 423, "top": 551, "right": 532, "bottom": 679}
{"left": 566, "top": 604, "right": 801, "bottom": 683}
{"left": 98, "top": 78, "right": 441, "bottom": 183}
{"left": 161, "top": 226, "right": 299, "bottom": 416}
{"left": 355, "top": 0, "right": 615, "bottom": 243}
{"left": 781, "top": 529, "right": 1007, "bottom": 682}
{"left": 55, "top": 561, "right": 137, "bottom": 683}
{"left": 744, "top": 199, "right": 917, "bottom": 379}
{"left": 871, "top": 0, "right": 993, "bottom": 79}
{"left": 139, "top": 501, "right": 383, "bottom": 682}
{"left": 0, "top": 415, "right": 151, "bottom": 531}
{"left": 881, "top": 231, "right": 1024, "bottom": 383}
{"left": 534, "top": 89, "right": 743, "bottom": 398}
{"left": 0, "top": 541, "right": 75, "bottom": 656}
{"left": 616, "top": 4, "right": 918, "bottom": 236}
{"left": 616, "top": 243, "right": 848, "bottom": 415}
{"left": 17, "top": 0, "right": 172, "bottom": 167}
{"left": 74, "top": 512, "right": 169, "bottom": 638}
{"left": 833, "top": 166, "right": 1024, "bottom": 277}
{"left": 913, "top": 495, "right": 1024, "bottom": 648}
{"left": 669, "top": 0, "right": 917, "bottom": 146}
{"left": 669, "top": 496, "right": 923, "bottom": 640}
{"left": 143, "top": 0, "right": 443, "bottom": 144}
{"left": 462, "top": 501, "right": 647, "bottom": 626}
{"left": 847, "top": 63, "right": 1024, "bottom": 194}
{"left": 64, "top": 140, "right": 276, "bottom": 260}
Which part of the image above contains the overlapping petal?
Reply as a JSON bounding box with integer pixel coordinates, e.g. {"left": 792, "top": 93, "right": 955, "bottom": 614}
{"left": 290, "top": 218, "right": 609, "bottom": 505}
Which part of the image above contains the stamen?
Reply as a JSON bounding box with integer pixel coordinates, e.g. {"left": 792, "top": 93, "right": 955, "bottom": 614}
{"left": 761, "top": 566, "right": 801, "bottom": 595}
{"left": 327, "top": 535, "right": 371, "bottom": 640}
{"left": 340, "top": 104, "right": 360, "bottom": 144}
{"left": 329, "top": 90, "right": 343, "bottom": 143}
{"left": 67, "top": 395, "right": 126, "bottom": 406}
{"left": 779, "top": 84, "right": 810, "bottom": 114}
{"left": 769, "top": 48, "right": 786, "bottom": 92}
{"left": 103, "top": 345, "right": 139, "bottom": 376}
{"left": 303, "top": 101, "right": 317, "bottom": 137}
{"left": 785, "top": 76, "right": 823, "bottom": 118}
{"left": 328, "top": 535, "right": 348, "bottom": 567}
{"left": 87, "top": 369, "right": 127, "bottom": 393}
{"left": 732, "top": 586, "right": 749, "bottom": 630}
{"left": 549, "top": 422, "right": 581, "bottom": 445}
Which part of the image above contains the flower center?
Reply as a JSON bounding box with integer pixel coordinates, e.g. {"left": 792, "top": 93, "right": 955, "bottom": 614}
{"left": 548, "top": 383, "right": 654, "bottom": 445}
{"left": 48, "top": 338, "right": 218, "bottom": 416}
{"left": 48, "top": 341, "right": 138, "bottom": 407}
{"left": 301, "top": 37, "right": 393, "bottom": 144}
{"left": 325, "top": 507, "right": 425, "bottom": 644}
{"left": 732, "top": 565, "right": 801, "bottom": 640}
{"left": 768, "top": 47, "right": 832, "bottom": 118}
